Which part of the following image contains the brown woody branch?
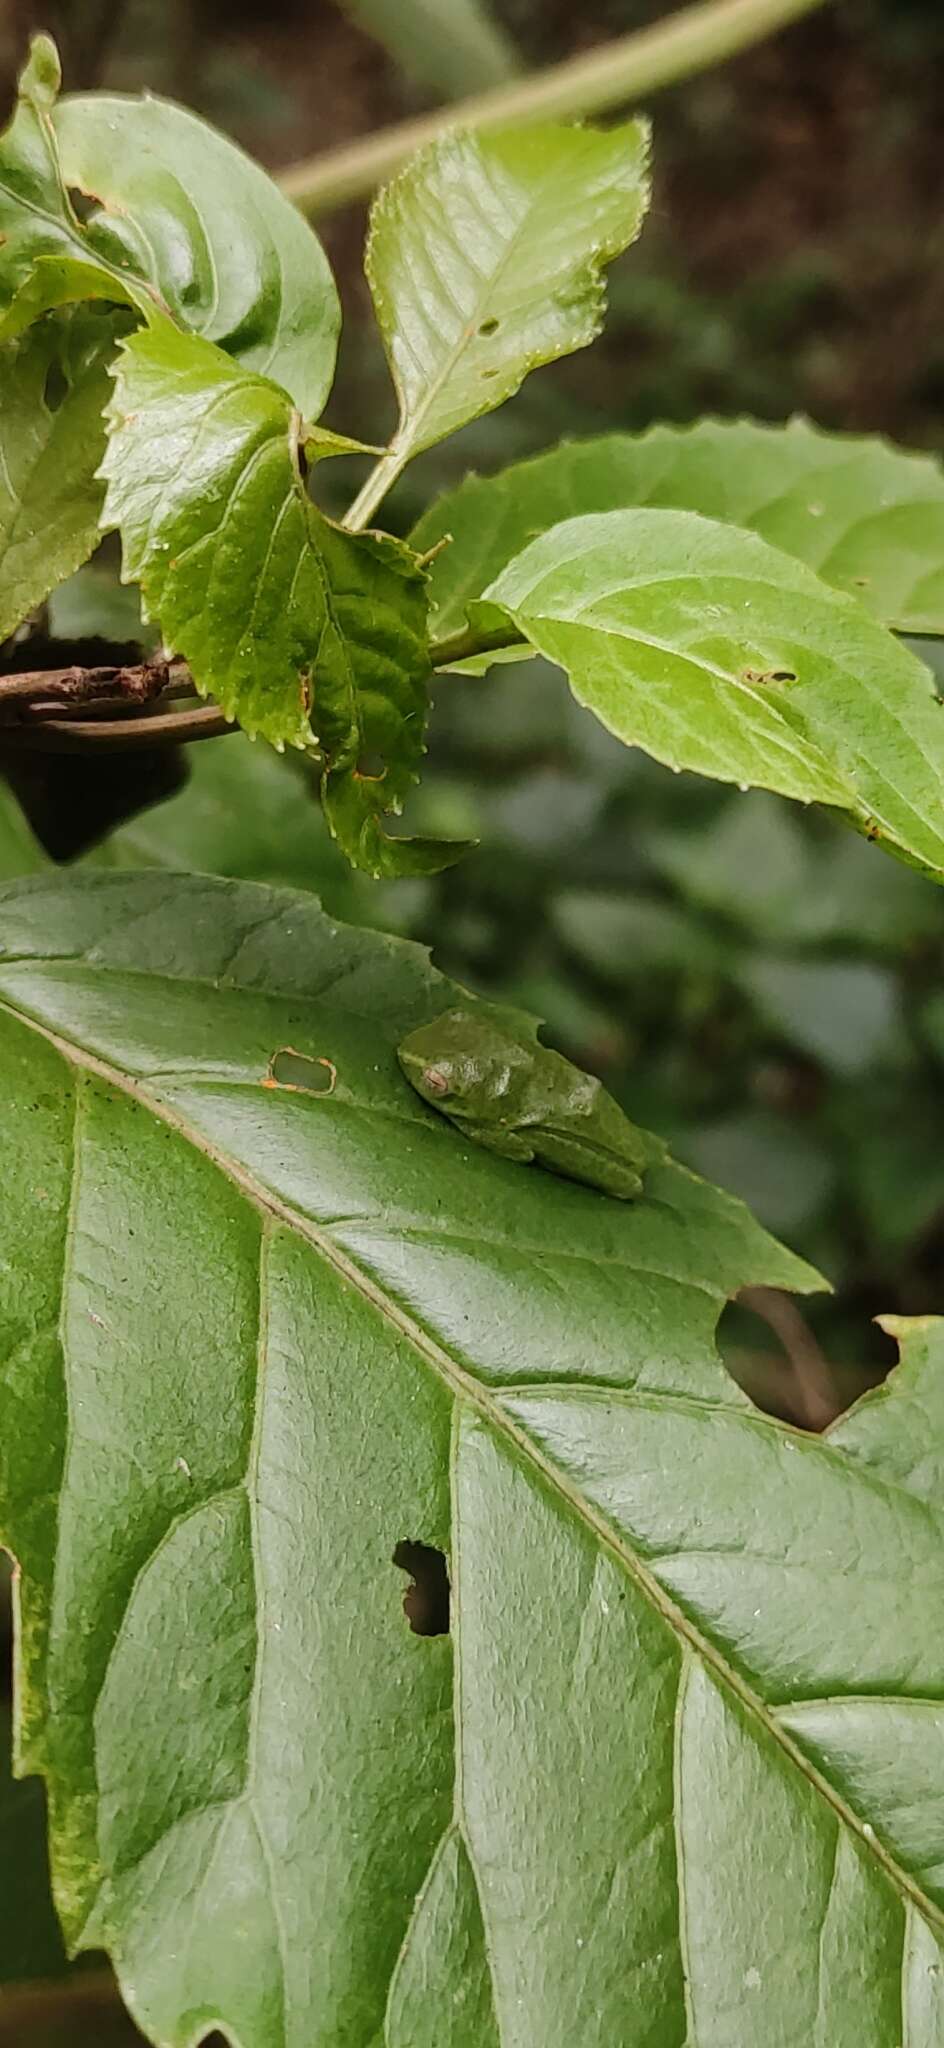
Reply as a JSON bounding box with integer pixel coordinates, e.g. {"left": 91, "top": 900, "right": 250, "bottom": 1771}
{"left": 0, "top": 656, "right": 236, "bottom": 751}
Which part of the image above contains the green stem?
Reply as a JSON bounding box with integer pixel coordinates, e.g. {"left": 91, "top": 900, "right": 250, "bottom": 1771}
{"left": 430, "top": 624, "right": 526, "bottom": 668}
{"left": 343, "top": 450, "right": 408, "bottom": 534}
{"left": 278, "top": 0, "right": 832, "bottom": 217}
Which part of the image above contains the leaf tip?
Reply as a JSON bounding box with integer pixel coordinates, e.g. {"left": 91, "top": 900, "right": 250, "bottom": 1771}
{"left": 20, "top": 32, "right": 61, "bottom": 110}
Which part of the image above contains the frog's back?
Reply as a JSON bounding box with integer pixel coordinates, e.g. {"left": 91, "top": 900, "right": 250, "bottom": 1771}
{"left": 525, "top": 1050, "right": 647, "bottom": 1194}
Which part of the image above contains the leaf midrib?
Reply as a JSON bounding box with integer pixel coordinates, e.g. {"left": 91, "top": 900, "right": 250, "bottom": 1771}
{"left": 4, "top": 990, "right": 941, "bottom": 1940}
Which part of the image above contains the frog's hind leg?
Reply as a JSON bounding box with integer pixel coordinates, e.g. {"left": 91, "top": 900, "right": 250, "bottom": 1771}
{"left": 534, "top": 1131, "right": 643, "bottom": 1198}
{"left": 455, "top": 1120, "right": 534, "bottom": 1164}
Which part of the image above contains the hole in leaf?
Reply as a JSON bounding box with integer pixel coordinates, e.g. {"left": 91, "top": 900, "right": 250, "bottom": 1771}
{"left": 43, "top": 359, "right": 68, "bottom": 412}
{"left": 67, "top": 185, "right": 101, "bottom": 224}
{"left": 478, "top": 317, "right": 499, "bottom": 336}
{"left": 721, "top": 1288, "right": 893, "bottom": 1431}
{"left": 393, "top": 1540, "right": 450, "bottom": 1636}
{"left": 356, "top": 750, "right": 386, "bottom": 780}
{"left": 265, "top": 1047, "right": 336, "bottom": 1094}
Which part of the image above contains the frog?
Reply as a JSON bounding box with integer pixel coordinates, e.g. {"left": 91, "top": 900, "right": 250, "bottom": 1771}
{"left": 397, "top": 1007, "right": 646, "bottom": 1199}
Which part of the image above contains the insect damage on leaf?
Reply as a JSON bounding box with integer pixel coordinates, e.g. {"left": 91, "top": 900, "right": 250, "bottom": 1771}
{"left": 264, "top": 1048, "right": 338, "bottom": 1095}
{"left": 393, "top": 1541, "right": 451, "bottom": 1637}
{"left": 365, "top": 118, "right": 651, "bottom": 466}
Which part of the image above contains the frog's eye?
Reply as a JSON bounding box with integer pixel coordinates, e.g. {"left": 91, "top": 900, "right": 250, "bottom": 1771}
{"left": 423, "top": 1066, "right": 451, "bottom": 1097}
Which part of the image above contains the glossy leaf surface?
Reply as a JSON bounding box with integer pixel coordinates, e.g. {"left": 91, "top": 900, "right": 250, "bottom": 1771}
{"left": 100, "top": 323, "right": 465, "bottom": 874}
{"left": 0, "top": 38, "right": 174, "bottom": 339}
{"left": 0, "top": 37, "right": 339, "bottom": 416}
{"left": 3, "top": 872, "right": 944, "bottom": 2045}
{"left": 415, "top": 419, "right": 944, "bottom": 639}
{"left": 365, "top": 121, "right": 649, "bottom": 468}
{"left": 484, "top": 507, "right": 944, "bottom": 881}
{"left": 52, "top": 89, "right": 339, "bottom": 415}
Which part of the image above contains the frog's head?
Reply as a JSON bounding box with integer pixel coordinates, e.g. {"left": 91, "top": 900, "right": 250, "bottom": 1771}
{"left": 400, "top": 1049, "right": 461, "bottom": 1105}
{"left": 398, "top": 1007, "right": 516, "bottom": 1112}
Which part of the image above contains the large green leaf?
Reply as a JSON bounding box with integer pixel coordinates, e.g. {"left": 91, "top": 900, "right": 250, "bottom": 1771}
{"left": 100, "top": 322, "right": 467, "bottom": 875}
{"left": 0, "top": 309, "right": 122, "bottom": 638}
{"left": 414, "top": 419, "right": 944, "bottom": 640}
{"left": 483, "top": 507, "right": 944, "bottom": 881}
{"left": 0, "top": 36, "right": 339, "bottom": 415}
{"left": 360, "top": 121, "right": 649, "bottom": 500}
{"left": 4, "top": 871, "right": 944, "bottom": 2044}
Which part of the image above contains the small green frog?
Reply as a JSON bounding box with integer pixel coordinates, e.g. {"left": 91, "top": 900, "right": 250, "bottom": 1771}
{"left": 397, "top": 1007, "right": 646, "bottom": 1199}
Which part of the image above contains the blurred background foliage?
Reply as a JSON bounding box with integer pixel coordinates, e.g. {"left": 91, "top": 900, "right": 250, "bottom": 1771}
{"left": 2, "top": 0, "right": 944, "bottom": 2018}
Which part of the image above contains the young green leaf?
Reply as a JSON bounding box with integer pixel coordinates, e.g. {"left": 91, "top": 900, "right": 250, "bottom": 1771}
{"left": 0, "top": 309, "right": 122, "bottom": 639}
{"left": 0, "top": 35, "right": 340, "bottom": 415}
{"left": 52, "top": 89, "right": 340, "bottom": 416}
{"left": 0, "top": 36, "right": 82, "bottom": 306}
{"left": 0, "top": 38, "right": 161, "bottom": 335}
{"left": 354, "top": 120, "right": 649, "bottom": 520}
{"left": 414, "top": 418, "right": 944, "bottom": 640}
{"left": 483, "top": 507, "right": 944, "bottom": 882}
{"left": 99, "top": 321, "right": 469, "bottom": 875}
{"left": 4, "top": 870, "right": 944, "bottom": 2047}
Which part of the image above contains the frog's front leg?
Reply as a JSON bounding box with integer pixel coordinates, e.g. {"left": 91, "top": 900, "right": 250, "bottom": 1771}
{"left": 533, "top": 1130, "right": 643, "bottom": 1199}
{"left": 454, "top": 1119, "right": 534, "bottom": 1164}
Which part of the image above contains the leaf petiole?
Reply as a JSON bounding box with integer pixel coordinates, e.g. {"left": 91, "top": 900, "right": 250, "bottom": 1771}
{"left": 429, "top": 622, "right": 527, "bottom": 668}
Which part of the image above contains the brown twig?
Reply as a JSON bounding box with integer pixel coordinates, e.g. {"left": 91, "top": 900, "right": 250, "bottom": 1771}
{"left": 0, "top": 657, "right": 237, "bottom": 751}
{"left": 0, "top": 704, "right": 235, "bottom": 752}
{"left": 0, "top": 656, "right": 187, "bottom": 717}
